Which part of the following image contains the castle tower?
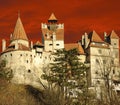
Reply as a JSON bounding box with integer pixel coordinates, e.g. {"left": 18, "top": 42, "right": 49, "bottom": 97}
{"left": 110, "top": 30, "right": 119, "bottom": 66}
{"left": 41, "top": 13, "right": 64, "bottom": 52}
{"left": 86, "top": 31, "right": 110, "bottom": 86}
{"left": 10, "top": 14, "right": 29, "bottom": 48}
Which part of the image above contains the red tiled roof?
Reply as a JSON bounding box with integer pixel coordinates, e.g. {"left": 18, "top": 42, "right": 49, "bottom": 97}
{"left": 48, "top": 13, "right": 57, "bottom": 21}
{"left": 11, "top": 16, "right": 28, "bottom": 41}
{"left": 65, "top": 43, "right": 85, "bottom": 54}
{"left": 110, "top": 30, "right": 119, "bottom": 39}
{"left": 1, "top": 43, "right": 30, "bottom": 54}
{"left": 89, "top": 30, "right": 103, "bottom": 42}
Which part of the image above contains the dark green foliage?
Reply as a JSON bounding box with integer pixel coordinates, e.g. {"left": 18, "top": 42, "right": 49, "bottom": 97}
{"left": 43, "top": 48, "right": 88, "bottom": 99}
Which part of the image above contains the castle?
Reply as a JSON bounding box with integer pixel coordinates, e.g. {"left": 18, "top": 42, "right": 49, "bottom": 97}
{"left": 0, "top": 13, "right": 120, "bottom": 90}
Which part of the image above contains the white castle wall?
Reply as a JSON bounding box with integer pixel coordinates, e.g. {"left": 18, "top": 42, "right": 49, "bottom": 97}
{"left": 0, "top": 49, "right": 51, "bottom": 89}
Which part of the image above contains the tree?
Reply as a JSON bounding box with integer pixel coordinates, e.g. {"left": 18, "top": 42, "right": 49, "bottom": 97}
{"left": 43, "top": 48, "right": 88, "bottom": 104}
{"left": 94, "top": 54, "right": 120, "bottom": 105}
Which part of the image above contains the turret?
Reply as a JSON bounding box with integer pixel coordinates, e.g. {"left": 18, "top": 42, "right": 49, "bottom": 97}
{"left": 10, "top": 14, "right": 29, "bottom": 47}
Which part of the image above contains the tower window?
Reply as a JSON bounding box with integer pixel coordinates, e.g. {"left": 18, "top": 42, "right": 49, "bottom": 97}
{"left": 28, "top": 69, "right": 31, "bottom": 73}
{"left": 56, "top": 44, "right": 60, "bottom": 46}
{"left": 10, "top": 53, "right": 12, "bottom": 56}
{"left": 27, "top": 60, "right": 29, "bottom": 63}
{"left": 96, "top": 59, "right": 99, "bottom": 64}
{"left": 20, "top": 54, "right": 22, "bottom": 56}
{"left": 113, "top": 69, "right": 115, "bottom": 74}
{"left": 98, "top": 49, "right": 102, "bottom": 54}
{"left": 49, "top": 44, "right": 53, "bottom": 46}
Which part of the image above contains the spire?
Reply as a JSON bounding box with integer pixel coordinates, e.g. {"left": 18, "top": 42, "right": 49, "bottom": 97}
{"left": 110, "top": 30, "right": 119, "bottom": 39}
{"left": 11, "top": 14, "right": 28, "bottom": 41}
{"left": 48, "top": 13, "right": 58, "bottom": 23}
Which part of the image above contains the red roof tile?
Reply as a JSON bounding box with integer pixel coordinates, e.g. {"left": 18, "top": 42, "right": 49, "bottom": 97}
{"left": 65, "top": 43, "right": 85, "bottom": 54}
{"left": 110, "top": 30, "right": 119, "bottom": 39}
{"left": 11, "top": 16, "right": 28, "bottom": 41}
{"left": 48, "top": 13, "right": 57, "bottom": 21}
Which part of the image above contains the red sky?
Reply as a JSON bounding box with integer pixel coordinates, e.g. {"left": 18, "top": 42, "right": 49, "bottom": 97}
{"left": 0, "top": 0, "right": 120, "bottom": 47}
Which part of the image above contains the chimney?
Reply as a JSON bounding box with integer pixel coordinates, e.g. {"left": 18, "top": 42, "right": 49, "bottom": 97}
{"left": 31, "top": 41, "right": 33, "bottom": 49}
{"left": 84, "top": 32, "right": 88, "bottom": 48}
{"left": 81, "top": 35, "right": 84, "bottom": 46}
{"left": 104, "top": 32, "right": 107, "bottom": 41}
{"left": 2, "top": 39, "right": 6, "bottom": 52}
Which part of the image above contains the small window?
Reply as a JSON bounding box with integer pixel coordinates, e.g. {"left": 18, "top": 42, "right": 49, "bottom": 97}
{"left": 111, "top": 60, "right": 114, "bottom": 64}
{"left": 96, "top": 80, "right": 100, "bottom": 84}
{"left": 95, "top": 70, "right": 99, "bottom": 74}
{"left": 26, "top": 54, "right": 28, "bottom": 56}
{"left": 27, "top": 60, "right": 29, "bottom": 63}
{"left": 5, "top": 55, "right": 7, "bottom": 57}
{"left": 20, "top": 54, "right": 22, "bottom": 56}
{"left": 56, "top": 44, "right": 60, "bottom": 46}
{"left": 96, "top": 59, "right": 99, "bottom": 64}
{"left": 49, "top": 44, "right": 53, "bottom": 46}
{"left": 10, "top": 53, "right": 12, "bottom": 56}
{"left": 103, "top": 60, "right": 106, "bottom": 64}
{"left": 98, "top": 49, "right": 102, "bottom": 54}
{"left": 113, "top": 69, "right": 115, "bottom": 74}
{"left": 28, "top": 69, "right": 31, "bottom": 73}
{"left": 30, "top": 55, "right": 32, "bottom": 57}
{"left": 114, "top": 43, "right": 116, "bottom": 45}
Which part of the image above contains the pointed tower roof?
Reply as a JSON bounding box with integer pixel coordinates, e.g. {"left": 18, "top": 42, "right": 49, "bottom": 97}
{"left": 11, "top": 15, "right": 28, "bottom": 41}
{"left": 110, "top": 30, "right": 119, "bottom": 39}
{"left": 48, "top": 13, "right": 57, "bottom": 23}
{"left": 89, "top": 30, "right": 103, "bottom": 42}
